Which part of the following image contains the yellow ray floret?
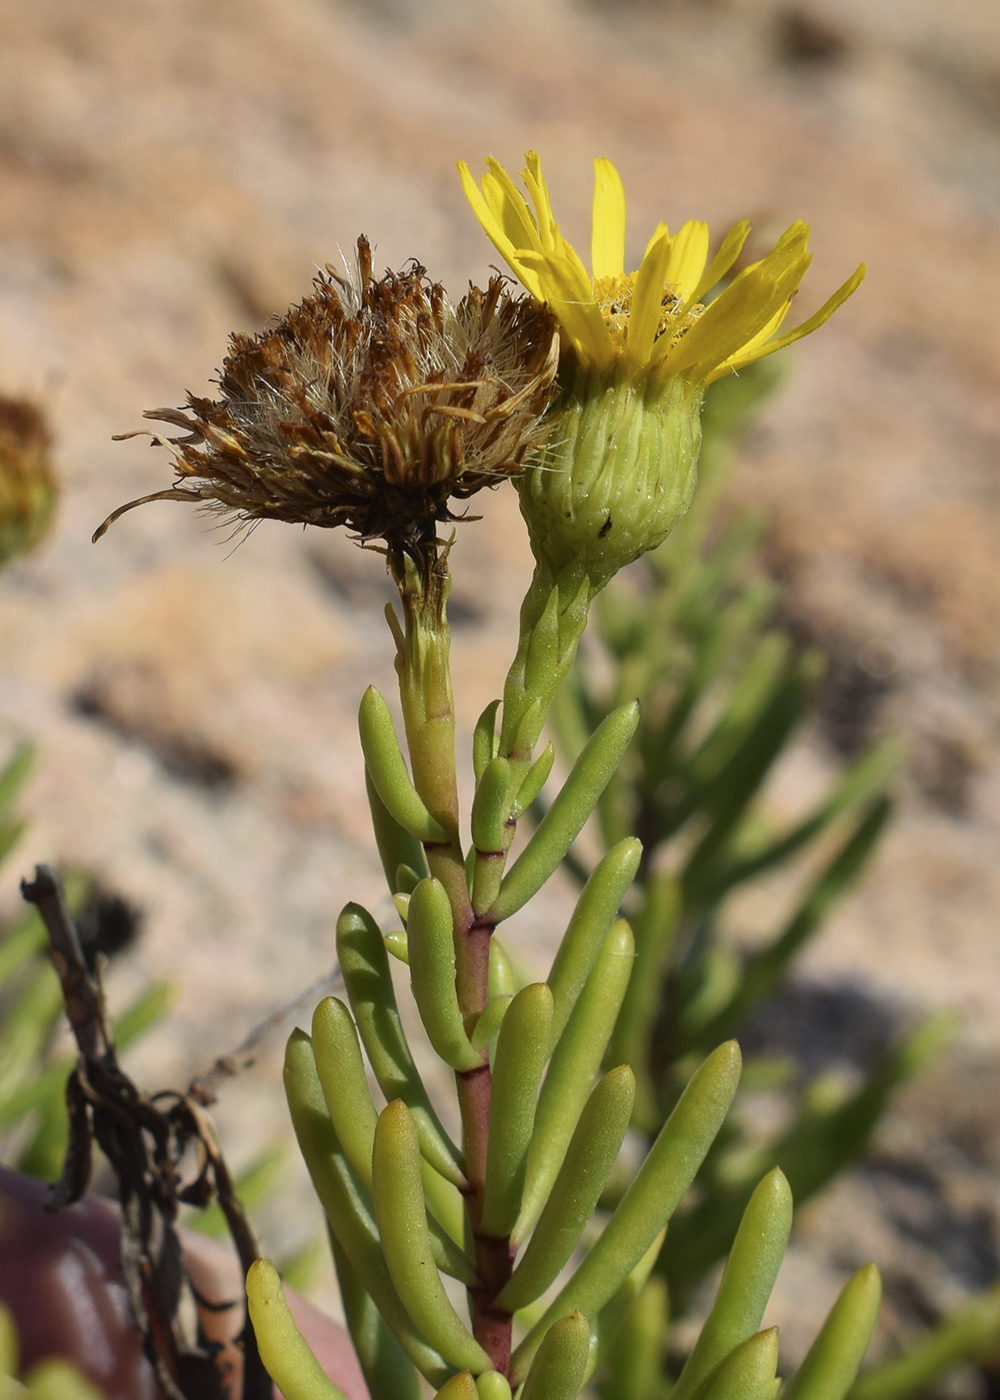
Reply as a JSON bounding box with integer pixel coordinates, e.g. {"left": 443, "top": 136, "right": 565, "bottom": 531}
{"left": 458, "top": 152, "right": 864, "bottom": 385}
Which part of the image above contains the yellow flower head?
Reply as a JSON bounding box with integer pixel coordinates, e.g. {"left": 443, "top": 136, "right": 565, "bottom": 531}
{"left": 458, "top": 152, "right": 864, "bottom": 385}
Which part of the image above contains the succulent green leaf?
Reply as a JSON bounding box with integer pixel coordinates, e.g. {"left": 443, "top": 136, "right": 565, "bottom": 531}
{"left": 373, "top": 1101, "right": 492, "bottom": 1375}
{"left": 433, "top": 1374, "right": 479, "bottom": 1400}
{"left": 547, "top": 837, "right": 642, "bottom": 1045}
{"left": 421, "top": 1160, "right": 467, "bottom": 1248}
{"left": 246, "top": 1258, "right": 352, "bottom": 1400}
{"left": 407, "top": 878, "right": 481, "bottom": 1072}
{"left": 600, "top": 1276, "right": 669, "bottom": 1400}
{"left": 481, "top": 983, "right": 554, "bottom": 1238}
{"left": 849, "top": 1281, "right": 1000, "bottom": 1400}
{"left": 700, "top": 1329, "right": 780, "bottom": 1400}
{"left": 471, "top": 757, "right": 515, "bottom": 914}
{"left": 588, "top": 1228, "right": 668, "bottom": 1382}
{"left": 282, "top": 1033, "right": 449, "bottom": 1386}
{"left": 359, "top": 687, "right": 447, "bottom": 844}
{"left": 513, "top": 1040, "right": 741, "bottom": 1379}
{"left": 519, "top": 1312, "right": 591, "bottom": 1400}
{"left": 491, "top": 702, "right": 640, "bottom": 922}
{"left": 488, "top": 938, "right": 518, "bottom": 999}
{"left": 473, "top": 700, "right": 502, "bottom": 783}
{"left": 311, "top": 997, "right": 379, "bottom": 1190}
{"left": 330, "top": 1231, "right": 424, "bottom": 1400}
{"left": 471, "top": 757, "right": 514, "bottom": 853}
{"left": 670, "top": 1168, "right": 793, "bottom": 1400}
{"left": 337, "top": 903, "right": 465, "bottom": 1186}
{"left": 475, "top": 1372, "right": 513, "bottom": 1400}
{"left": 607, "top": 869, "right": 680, "bottom": 1116}
{"left": 308, "top": 1020, "right": 478, "bottom": 1291}
{"left": 519, "top": 918, "right": 634, "bottom": 1238}
{"left": 471, "top": 995, "right": 512, "bottom": 1054}
{"left": 512, "top": 743, "right": 555, "bottom": 818}
{"left": 384, "top": 929, "right": 409, "bottom": 963}
{"left": 498, "top": 1065, "right": 635, "bottom": 1312}
{"left": 365, "top": 767, "right": 429, "bottom": 899}
{"left": 783, "top": 1265, "right": 882, "bottom": 1400}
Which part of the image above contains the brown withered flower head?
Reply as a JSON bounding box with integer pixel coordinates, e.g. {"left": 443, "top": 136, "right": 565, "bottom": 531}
{"left": 96, "top": 237, "right": 559, "bottom": 572}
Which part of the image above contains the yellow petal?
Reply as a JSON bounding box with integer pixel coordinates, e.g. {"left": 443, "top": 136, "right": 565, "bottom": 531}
{"left": 591, "top": 158, "right": 627, "bottom": 281}
{"left": 519, "top": 251, "right": 615, "bottom": 371}
{"left": 482, "top": 167, "right": 543, "bottom": 255}
{"left": 460, "top": 160, "right": 546, "bottom": 299}
{"left": 522, "top": 151, "right": 560, "bottom": 253}
{"left": 626, "top": 229, "right": 673, "bottom": 368}
{"left": 665, "top": 221, "right": 710, "bottom": 300}
{"left": 693, "top": 220, "right": 751, "bottom": 301}
{"left": 706, "top": 300, "right": 792, "bottom": 382}
{"left": 707, "top": 262, "right": 866, "bottom": 382}
{"left": 744, "top": 221, "right": 811, "bottom": 280}
{"left": 657, "top": 255, "right": 806, "bottom": 379}
{"left": 458, "top": 161, "right": 514, "bottom": 256}
{"left": 642, "top": 221, "right": 670, "bottom": 263}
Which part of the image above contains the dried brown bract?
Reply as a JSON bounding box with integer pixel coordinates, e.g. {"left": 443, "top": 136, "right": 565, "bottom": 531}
{"left": 97, "top": 237, "right": 559, "bottom": 569}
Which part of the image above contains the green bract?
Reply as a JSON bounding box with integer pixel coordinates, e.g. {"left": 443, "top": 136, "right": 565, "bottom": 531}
{"left": 517, "top": 368, "right": 702, "bottom": 597}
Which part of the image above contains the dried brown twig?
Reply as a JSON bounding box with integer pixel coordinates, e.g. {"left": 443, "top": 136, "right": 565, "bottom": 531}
{"left": 21, "top": 864, "right": 270, "bottom": 1400}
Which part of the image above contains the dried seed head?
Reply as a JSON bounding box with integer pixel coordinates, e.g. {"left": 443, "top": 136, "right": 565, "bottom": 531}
{"left": 0, "top": 396, "right": 57, "bottom": 569}
{"left": 98, "top": 237, "right": 559, "bottom": 570}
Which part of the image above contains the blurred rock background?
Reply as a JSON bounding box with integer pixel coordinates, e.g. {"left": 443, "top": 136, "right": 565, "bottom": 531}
{"left": 1, "top": 0, "right": 1000, "bottom": 1378}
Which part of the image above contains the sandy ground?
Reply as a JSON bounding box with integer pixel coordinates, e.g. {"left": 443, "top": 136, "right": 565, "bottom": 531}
{"left": 1, "top": 0, "right": 1000, "bottom": 1371}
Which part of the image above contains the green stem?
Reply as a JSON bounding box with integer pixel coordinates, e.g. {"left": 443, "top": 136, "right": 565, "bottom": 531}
{"left": 498, "top": 562, "right": 591, "bottom": 772}
{"left": 389, "top": 554, "right": 512, "bottom": 1369}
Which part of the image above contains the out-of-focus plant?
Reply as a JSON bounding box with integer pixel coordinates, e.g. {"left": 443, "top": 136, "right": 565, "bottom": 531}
{"left": 536, "top": 357, "right": 993, "bottom": 1400}
{"left": 0, "top": 398, "right": 172, "bottom": 1185}
{"left": 0, "top": 744, "right": 171, "bottom": 1182}
{"left": 0, "top": 395, "right": 56, "bottom": 570}
{"left": 103, "top": 150, "right": 887, "bottom": 1400}
{"left": 1, "top": 1301, "right": 105, "bottom": 1400}
{"left": 543, "top": 360, "right": 921, "bottom": 1275}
